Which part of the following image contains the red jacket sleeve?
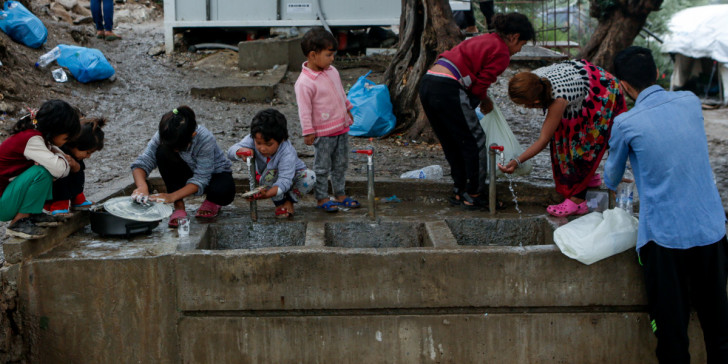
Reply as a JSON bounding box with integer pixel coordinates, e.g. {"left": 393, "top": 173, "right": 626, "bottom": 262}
{"left": 470, "top": 49, "right": 510, "bottom": 100}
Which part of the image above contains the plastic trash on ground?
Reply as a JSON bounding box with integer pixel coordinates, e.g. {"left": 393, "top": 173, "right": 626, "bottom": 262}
{"left": 36, "top": 46, "right": 61, "bottom": 68}
{"left": 347, "top": 70, "right": 396, "bottom": 138}
{"left": 57, "top": 44, "right": 115, "bottom": 83}
{"left": 553, "top": 208, "right": 638, "bottom": 265}
{"left": 400, "top": 165, "right": 443, "bottom": 179}
{"left": 479, "top": 101, "right": 532, "bottom": 177}
{"left": 0, "top": 1, "right": 47, "bottom": 48}
{"left": 51, "top": 68, "right": 68, "bottom": 83}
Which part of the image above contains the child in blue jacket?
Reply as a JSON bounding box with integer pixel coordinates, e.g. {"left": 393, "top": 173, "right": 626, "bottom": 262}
{"left": 228, "top": 109, "right": 315, "bottom": 218}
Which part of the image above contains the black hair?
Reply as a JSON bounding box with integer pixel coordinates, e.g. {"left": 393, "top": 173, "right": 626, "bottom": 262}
{"left": 492, "top": 12, "right": 536, "bottom": 42}
{"left": 11, "top": 99, "right": 81, "bottom": 144}
{"left": 250, "top": 108, "right": 289, "bottom": 143}
{"left": 159, "top": 105, "right": 197, "bottom": 151}
{"left": 63, "top": 117, "right": 107, "bottom": 152}
{"left": 613, "top": 46, "right": 657, "bottom": 91}
{"left": 300, "top": 27, "right": 338, "bottom": 56}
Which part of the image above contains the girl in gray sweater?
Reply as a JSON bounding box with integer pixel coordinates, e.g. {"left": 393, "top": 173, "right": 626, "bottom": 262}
{"left": 130, "top": 106, "right": 234, "bottom": 227}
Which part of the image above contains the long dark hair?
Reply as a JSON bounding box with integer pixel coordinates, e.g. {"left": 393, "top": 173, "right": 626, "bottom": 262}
{"left": 491, "top": 13, "right": 536, "bottom": 42}
{"left": 12, "top": 99, "right": 81, "bottom": 144}
{"left": 63, "top": 117, "right": 107, "bottom": 152}
{"left": 159, "top": 105, "right": 197, "bottom": 151}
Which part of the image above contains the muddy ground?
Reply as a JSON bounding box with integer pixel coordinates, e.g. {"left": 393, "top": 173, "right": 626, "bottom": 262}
{"left": 0, "top": 3, "right": 726, "bottom": 257}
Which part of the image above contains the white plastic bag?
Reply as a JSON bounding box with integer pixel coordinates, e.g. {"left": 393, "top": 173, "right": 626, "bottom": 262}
{"left": 553, "top": 208, "right": 638, "bottom": 265}
{"left": 479, "top": 102, "right": 532, "bottom": 177}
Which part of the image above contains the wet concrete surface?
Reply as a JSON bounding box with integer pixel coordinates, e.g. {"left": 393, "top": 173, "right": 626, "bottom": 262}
{"left": 41, "top": 190, "right": 564, "bottom": 259}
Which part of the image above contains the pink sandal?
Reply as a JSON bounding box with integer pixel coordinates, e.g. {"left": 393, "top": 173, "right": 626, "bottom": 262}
{"left": 587, "top": 173, "right": 602, "bottom": 188}
{"left": 547, "top": 199, "right": 588, "bottom": 217}
{"left": 195, "top": 200, "right": 221, "bottom": 219}
{"left": 168, "top": 209, "right": 187, "bottom": 228}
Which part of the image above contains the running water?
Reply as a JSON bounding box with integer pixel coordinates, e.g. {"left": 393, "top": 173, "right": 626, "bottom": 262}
{"left": 504, "top": 174, "right": 522, "bottom": 216}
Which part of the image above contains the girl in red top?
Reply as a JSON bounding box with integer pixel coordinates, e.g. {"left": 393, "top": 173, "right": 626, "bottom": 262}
{"left": 419, "top": 13, "right": 534, "bottom": 210}
{"left": 0, "top": 100, "right": 81, "bottom": 239}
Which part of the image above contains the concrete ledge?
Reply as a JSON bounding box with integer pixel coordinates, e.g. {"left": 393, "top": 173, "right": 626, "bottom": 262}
{"left": 190, "top": 65, "right": 288, "bottom": 103}
{"left": 175, "top": 247, "right": 645, "bottom": 311}
{"left": 3, "top": 212, "right": 89, "bottom": 264}
{"left": 238, "top": 37, "right": 306, "bottom": 71}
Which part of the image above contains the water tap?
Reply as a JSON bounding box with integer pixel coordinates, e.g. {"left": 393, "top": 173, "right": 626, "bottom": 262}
{"left": 488, "top": 144, "right": 504, "bottom": 215}
{"left": 354, "top": 148, "right": 376, "bottom": 220}
{"left": 236, "top": 149, "right": 258, "bottom": 221}
{"left": 490, "top": 145, "right": 505, "bottom": 167}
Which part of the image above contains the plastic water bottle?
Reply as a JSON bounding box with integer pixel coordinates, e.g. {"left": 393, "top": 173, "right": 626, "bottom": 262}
{"left": 178, "top": 217, "right": 190, "bottom": 237}
{"left": 400, "top": 165, "right": 443, "bottom": 179}
{"left": 36, "top": 46, "right": 61, "bottom": 68}
{"left": 616, "top": 169, "right": 635, "bottom": 215}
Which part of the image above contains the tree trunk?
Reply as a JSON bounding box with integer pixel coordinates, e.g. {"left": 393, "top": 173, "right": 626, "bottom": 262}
{"left": 384, "top": 0, "right": 462, "bottom": 142}
{"left": 578, "top": 0, "right": 663, "bottom": 72}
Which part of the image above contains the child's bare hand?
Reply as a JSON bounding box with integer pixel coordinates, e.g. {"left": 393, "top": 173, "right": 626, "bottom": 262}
{"left": 246, "top": 187, "right": 269, "bottom": 201}
{"left": 347, "top": 110, "right": 354, "bottom": 125}
{"left": 304, "top": 134, "right": 316, "bottom": 145}
{"left": 64, "top": 154, "right": 81, "bottom": 173}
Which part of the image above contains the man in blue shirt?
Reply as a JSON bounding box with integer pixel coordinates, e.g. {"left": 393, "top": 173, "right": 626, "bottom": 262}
{"left": 606, "top": 46, "right": 728, "bottom": 363}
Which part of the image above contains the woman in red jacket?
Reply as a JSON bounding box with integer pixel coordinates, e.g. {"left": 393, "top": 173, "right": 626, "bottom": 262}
{"left": 419, "top": 12, "right": 535, "bottom": 209}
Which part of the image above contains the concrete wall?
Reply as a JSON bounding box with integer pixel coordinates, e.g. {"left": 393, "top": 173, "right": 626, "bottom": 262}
{"left": 18, "top": 257, "right": 179, "bottom": 363}
{"left": 3, "top": 179, "right": 712, "bottom": 363}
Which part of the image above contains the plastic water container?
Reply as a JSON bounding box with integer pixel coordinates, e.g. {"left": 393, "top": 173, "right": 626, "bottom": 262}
{"left": 400, "top": 165, "right": 443, "bottom": 179}
{"left": 615, "top": 169, "right": 635, "bottom": 215}
{"left": 585, "top": 190, "right": 609, "bottom": 212}
{"left": 35, "top": 46, "right": 60, "bottom": 68}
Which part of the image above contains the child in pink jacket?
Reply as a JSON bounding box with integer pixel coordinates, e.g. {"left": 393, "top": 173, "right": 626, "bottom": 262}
{"left": 295, "top": 27, "right": 360, "bottom": 212}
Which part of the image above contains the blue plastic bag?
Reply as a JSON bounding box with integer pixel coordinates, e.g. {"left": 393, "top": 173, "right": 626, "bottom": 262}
{"left": 0, "top": 1, "right": 47, "bottom": 48}
{"left": 57, "top": 45, "right": 115, "bottom": 83}
{"left": 347, "top": 71, "right": 396, "bottom": 137}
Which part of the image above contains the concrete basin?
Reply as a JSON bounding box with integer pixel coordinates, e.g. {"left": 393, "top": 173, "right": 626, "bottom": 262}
{"left": 200, "top": 220, "right": 307, "bottom": 249}
{"left": 446, "top": 216, "right": 554, "bottom": 246}
{"left": 324, "top": 221, "right": 428, "bottom": 248}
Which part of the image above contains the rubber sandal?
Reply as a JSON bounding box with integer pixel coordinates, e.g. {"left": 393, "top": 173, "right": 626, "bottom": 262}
{"left": 195, "top": 200, "right": 221, "bottom": 219}
{"left": 105, "top": 33, "right": 122, "bottom": 41}
{"left": 546, "top": 199, "right": 589, "bottom": 217}
{"left": 168, "top": 209, "right": 187, "bottom": 228}
{"left": 587, "top": 173, "right": 602, "bottom": 188}
{"left": 96, "top": 31, "right": 104, "bottom": 39}
{"left": 316, "top": 200, "right": 339, "bottom": 212}
{"left": 275, "top": 207, "right": 293, "bottom": 219}
{"left": 461, "top": 192, "right": 486, "bottom": 211}
{"left": 49, "top": 209, "right": 71, "bottom": 216}
{"left": 448, "top": 188, "right": 463, "bottom": 206}
{"left": 336, "top": 197, "right": 360, "bottom": 208}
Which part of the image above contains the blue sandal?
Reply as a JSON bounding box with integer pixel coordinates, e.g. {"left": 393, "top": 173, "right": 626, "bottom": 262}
{"left": 316, "top": 200, "right": 339, "bottom": 212}
{"left": 336, "top": 197, "right": 360, "bottom": 208}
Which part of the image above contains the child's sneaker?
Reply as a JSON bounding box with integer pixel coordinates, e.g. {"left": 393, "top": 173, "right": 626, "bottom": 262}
{"left": 30, "top": 213, "right": 66, "bottom": 227}
{"left": 6, "top": 218, "right": 47, "bottom": 239}
{"left": 71, "top": 193, "right": 94, "bottom": 210}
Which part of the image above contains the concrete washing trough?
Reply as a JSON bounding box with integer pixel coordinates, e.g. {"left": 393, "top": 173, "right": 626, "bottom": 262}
{"left": 0, "top": 177, "right": 710, "bottom": 363}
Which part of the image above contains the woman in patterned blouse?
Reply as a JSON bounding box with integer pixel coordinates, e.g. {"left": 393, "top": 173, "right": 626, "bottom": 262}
{"left": 500, "top": 60, "right": 626, "bottom": 217}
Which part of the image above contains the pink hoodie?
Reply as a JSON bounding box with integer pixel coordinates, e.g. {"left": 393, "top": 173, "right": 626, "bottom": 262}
{"left": 295, "top": 62, "right": 353, "bottom": 137}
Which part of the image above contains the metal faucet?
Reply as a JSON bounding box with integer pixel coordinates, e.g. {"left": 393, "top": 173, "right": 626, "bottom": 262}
{"left": 355, "top": 148, "right": 376, "bottom": 220}
{"left": 488, "top": 144, "right": 504, "bottom": 215}
{"left": 236, "top": 149, "right": 258, "bottom": 221}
